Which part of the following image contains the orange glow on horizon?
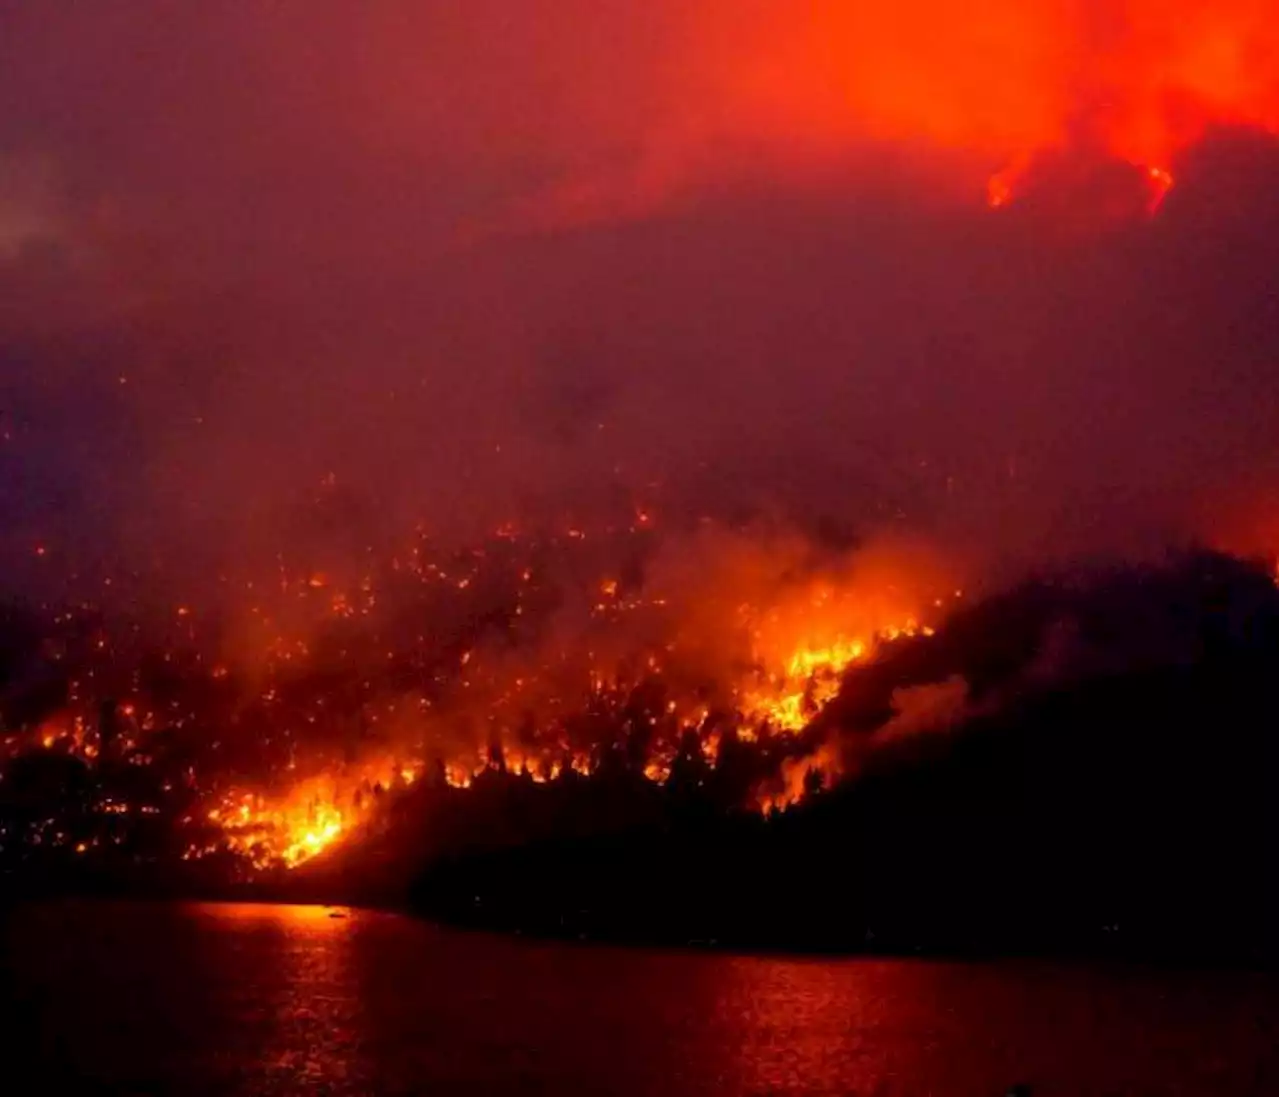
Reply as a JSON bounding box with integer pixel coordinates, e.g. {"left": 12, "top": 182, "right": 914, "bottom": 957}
{"left": 704, "top": 0, "right": 1275, "bottom": 208}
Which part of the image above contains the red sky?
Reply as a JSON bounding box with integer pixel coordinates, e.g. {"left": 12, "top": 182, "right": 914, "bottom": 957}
{"left": 0, "top": 1, "right": 1275, "bottom": 588}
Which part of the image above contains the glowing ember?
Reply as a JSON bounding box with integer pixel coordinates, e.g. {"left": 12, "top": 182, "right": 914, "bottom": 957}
{"left": 6, "top": 512, "right": 969, "bottom": 873}
{"left": 194, "top": 575, "right": 954, "bottom": 870}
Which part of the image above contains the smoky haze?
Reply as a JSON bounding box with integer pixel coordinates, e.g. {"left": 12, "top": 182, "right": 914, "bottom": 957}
{"left": 0, "top": 2, "right": 1275, "bottom": 603}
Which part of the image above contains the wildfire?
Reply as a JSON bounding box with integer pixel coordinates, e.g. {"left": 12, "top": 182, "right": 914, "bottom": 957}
{"left": 204, "top": 592, "right": 949, "bottom": 871}
{"left": 758, "top": 742, "right": 842, "bottom": 816}
{"left": 738, "top": 619, "right": 934, "bottom": 732}
{"left": 12, "top": 511, "right": 968, "bottom": 874}
{"left": 200, "top": 762, "right": 418, "bottom": 869}
{"left": 706, "top": 0, "right": 1275, "bottom": 213}
{"left": 205, "top": 796, "right": 347, "bottom": 871}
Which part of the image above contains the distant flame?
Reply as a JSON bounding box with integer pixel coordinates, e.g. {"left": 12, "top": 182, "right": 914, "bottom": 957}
{"left": 714, "top": 0, "right": 1274, "bottom": 212}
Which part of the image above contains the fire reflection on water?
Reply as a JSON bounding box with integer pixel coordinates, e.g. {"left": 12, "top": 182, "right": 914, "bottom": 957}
{"left": 2, "top": 901, "right": 1271, "bottom": 1096}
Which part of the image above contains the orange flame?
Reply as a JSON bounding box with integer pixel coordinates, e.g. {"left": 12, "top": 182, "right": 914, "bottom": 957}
{"left": 707, "top": 0, "right": 1276, "bottom": 207}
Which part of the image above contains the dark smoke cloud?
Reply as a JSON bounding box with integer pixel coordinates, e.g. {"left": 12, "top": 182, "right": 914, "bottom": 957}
{"left": 0, "top": 4, "right": 1274, "bottom": 603}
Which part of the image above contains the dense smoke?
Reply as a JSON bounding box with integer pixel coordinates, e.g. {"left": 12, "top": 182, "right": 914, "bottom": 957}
{"left": 0, "top": 5, "right": 1274, "bottom": 874}
{"left": 0, "top": 2, "right": 1275, "bottom": 604}
{"left": 2, "top": 4, "right": 1280, "bottom": 931}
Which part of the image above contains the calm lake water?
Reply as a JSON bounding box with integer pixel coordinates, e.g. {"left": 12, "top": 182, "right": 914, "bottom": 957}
{"left": 1, "top": 900, "right": 1272, "bottom": 1096}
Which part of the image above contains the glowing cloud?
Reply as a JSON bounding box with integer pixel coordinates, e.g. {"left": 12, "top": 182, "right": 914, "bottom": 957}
{"left": 706, "top": 0, "right": 1277, "bottom": 192}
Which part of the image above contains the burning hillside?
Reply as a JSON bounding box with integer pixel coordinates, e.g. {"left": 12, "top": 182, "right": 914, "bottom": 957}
{"left": 0, "top": 510, "right": 963, "bottom": 875}
{"left": 2, "top": 494, "right": 1274, "bottom": 966}
{"left": 402, "top": 548, "right": 1276, "bottom": 959}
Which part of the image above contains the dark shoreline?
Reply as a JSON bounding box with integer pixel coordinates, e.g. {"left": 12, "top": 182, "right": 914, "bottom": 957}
{"left": 3, "top": 879, "right": 1272, "bottom": 973}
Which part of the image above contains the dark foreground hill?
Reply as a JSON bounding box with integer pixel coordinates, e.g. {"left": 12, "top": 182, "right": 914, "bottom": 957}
{"left": 397, "top": 552, "right": 1276, "bottom": 964}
